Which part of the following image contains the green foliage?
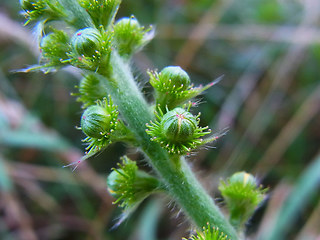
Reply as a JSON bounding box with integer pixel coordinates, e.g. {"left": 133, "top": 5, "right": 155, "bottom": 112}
{"left": 3, "top": 0, "right": 317, "bottom": 238}
{"left": 16, "top": 0, "right": 320, "bottom": 239}
{"left": 16, "top": 1, "right": 240, "bottom": 238}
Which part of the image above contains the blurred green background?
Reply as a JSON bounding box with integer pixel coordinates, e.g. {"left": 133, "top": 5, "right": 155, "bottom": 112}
{"left": 0, "top": 0, "right": 319, "bottom": 239}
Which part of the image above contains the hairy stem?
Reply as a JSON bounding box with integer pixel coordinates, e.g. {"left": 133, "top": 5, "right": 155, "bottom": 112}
{"left": 99, "top": 52, "right": 238, "bottom": 239}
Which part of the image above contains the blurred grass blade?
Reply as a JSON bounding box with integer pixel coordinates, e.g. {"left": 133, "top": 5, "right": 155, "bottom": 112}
{"left": 137, "top": 199, "right": 162, "bottom": 240}
{"left": 0, "top": 129, "right": 71, "bottom": 151}
{"left": 262, "top": 153, "right": 320, "bottom": 240}
{"left": 0, "top": 156, "right": 13, "bottom": 192}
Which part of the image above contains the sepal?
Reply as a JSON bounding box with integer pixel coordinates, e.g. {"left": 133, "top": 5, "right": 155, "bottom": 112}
{"left": 182, "top": 223, "right": 230, "bottom": 240}
{"left": 40, "top": 29, "right": 71, "bottom": 68}
{"left": 20, "top": 0, "right": 64, "bottom": 25}
{"left": 73, "top": 74, "right": 108, "bottom": 108}
{"left": 107, "top": 156, "right": 163, "bottom": 211}
{"left": 219, "top": 172, "right": 267, "bottom": 230}
{"left": 113, "top": 16, "right": 153, "bottom": 58}
{"left": 149, "top": 66, "right": 223, "bottom": 111}
{"left": 78, "top": 0, "right": 121, "bottom": 28}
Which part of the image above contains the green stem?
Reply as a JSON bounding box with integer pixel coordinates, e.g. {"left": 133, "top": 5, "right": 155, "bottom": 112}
{"left": 100, "top": 52, "right": 238, "bottom": 240}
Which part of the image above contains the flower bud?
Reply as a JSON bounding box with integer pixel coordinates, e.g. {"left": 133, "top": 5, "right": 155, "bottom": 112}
{"left": 148, "top": 66, "right": 192, "bottom": 110}
{"left": 229, "top": 171, "right": 257, "bottom": 188}
{"left": 78, "top": 97, "right": 138, "bottom": 155}
{"left": 107, "top": 156, "right": 161, "bottom": 210}
{"left": 219, "top": 171, "right": 267, "bottom": 229}
{"left": 71, "top": 28, "right": 101, "bottom": 58}
{"left": 113, "top": 16, "right": 150, "bottom": 57}
{"left": 81, "top": 105, "right": 112, "bottom": 139}
{"left": 161, "top": 108, "right": 197, "bottom": 143}
{"left": 146, "top": 107, "right": 211, "bottom": 155}
{"left": 159, "top": 66, "right": 191, "bottom": 91}
{"left": 182, "top": 223, "right": 229, "bottom": 240}
{"left": 76, "top": 74, "right": 107, "bottom": 107}
{"left": 106, "top": 169, "right": 123, "bottom": 199}
{"left": 40, "top": 29, "right": 70, "bottom": 66}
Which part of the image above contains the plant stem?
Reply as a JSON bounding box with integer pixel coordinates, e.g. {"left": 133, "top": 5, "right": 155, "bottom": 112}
{"left": 100, "top": 52, "right": 238, "bottom": 239}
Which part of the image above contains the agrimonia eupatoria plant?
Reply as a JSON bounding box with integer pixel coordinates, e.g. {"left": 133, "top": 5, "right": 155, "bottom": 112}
{"left": 20, "top": 0, "right": 267, "bottom": 239}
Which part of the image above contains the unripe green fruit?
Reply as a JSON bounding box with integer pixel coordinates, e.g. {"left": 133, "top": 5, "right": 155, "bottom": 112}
{"left": 229, "top": 171, "right": 257, "bottom": 188}
{"left": 219, "top": 171, "right": 266, "bottom": 230}
{"left": 159, "top": 66, "right": 191, "bottom": 91}
{"left": 146, "top": 106, "right": 211, "bottom": 155}
{"left": 71, "top": 28, "right": 101, "bottom": 58}
{"left": 106, "top": 169, "right": 123, "bottom": 198}
{"left": 113, "top": 17, "right": 145, "bottom": 57}
{"left": 161, "top": 108, "right": 197, "bottom": 143}
{"left": 41, "top": 33, "right": 55, "bottom": 49}
{"left": 40, "top": 30, "right": 70, "bottom": 63}
{"left": 115, "top": 17, "right": 141, "bottom": 30}
{"left": 80, "top": 105, "right": 112, "bottom": 139}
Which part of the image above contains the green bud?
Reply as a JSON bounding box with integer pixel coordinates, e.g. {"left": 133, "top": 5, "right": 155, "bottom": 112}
{"left": 107, "top": 156, "right": 162, "bottom": 210}
{"left": 219, "top": 171, "right": 267, "bottom": 230}
{"left": 159, "top": 66, "right": 191, "bottom": 91}
{"left": 146, "top": 107, "right": 211, "bottom": 155}
{"left": 182, "top": 223, "right": 230, "bottom": 240}
{"left": 148, "top": 66, "right": 194, "bottom": 110}
{"left": 113, "top": 16, "right": 151, "bottom": 57}
{"left": 76, "top": 74, "right": 107, "bottom": 107}
{"left": 107, "top": 169, "right": 123, "bottom": 199}
{"left": 81, "top": 104, "right": 112, "bottom": 139}
{"left": 229, "top": 172, "right": 257, "bottom": 188}
{"left": 79, "top": 97, "right": 135, "bottom": 155}
{"left": 161, "top": 108, "right": 197, "bottom": 143}
{"left": 40, "top": 29, "right": 70, "bottom": 66}
{"left": 70, "top": 28, "right": 112, "bottom": 73}
{"left": 149, "top": 68, "right": 223, "bottom": 112}
{"left": 71, "top": 28, "right": 102, "bottom": 58}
